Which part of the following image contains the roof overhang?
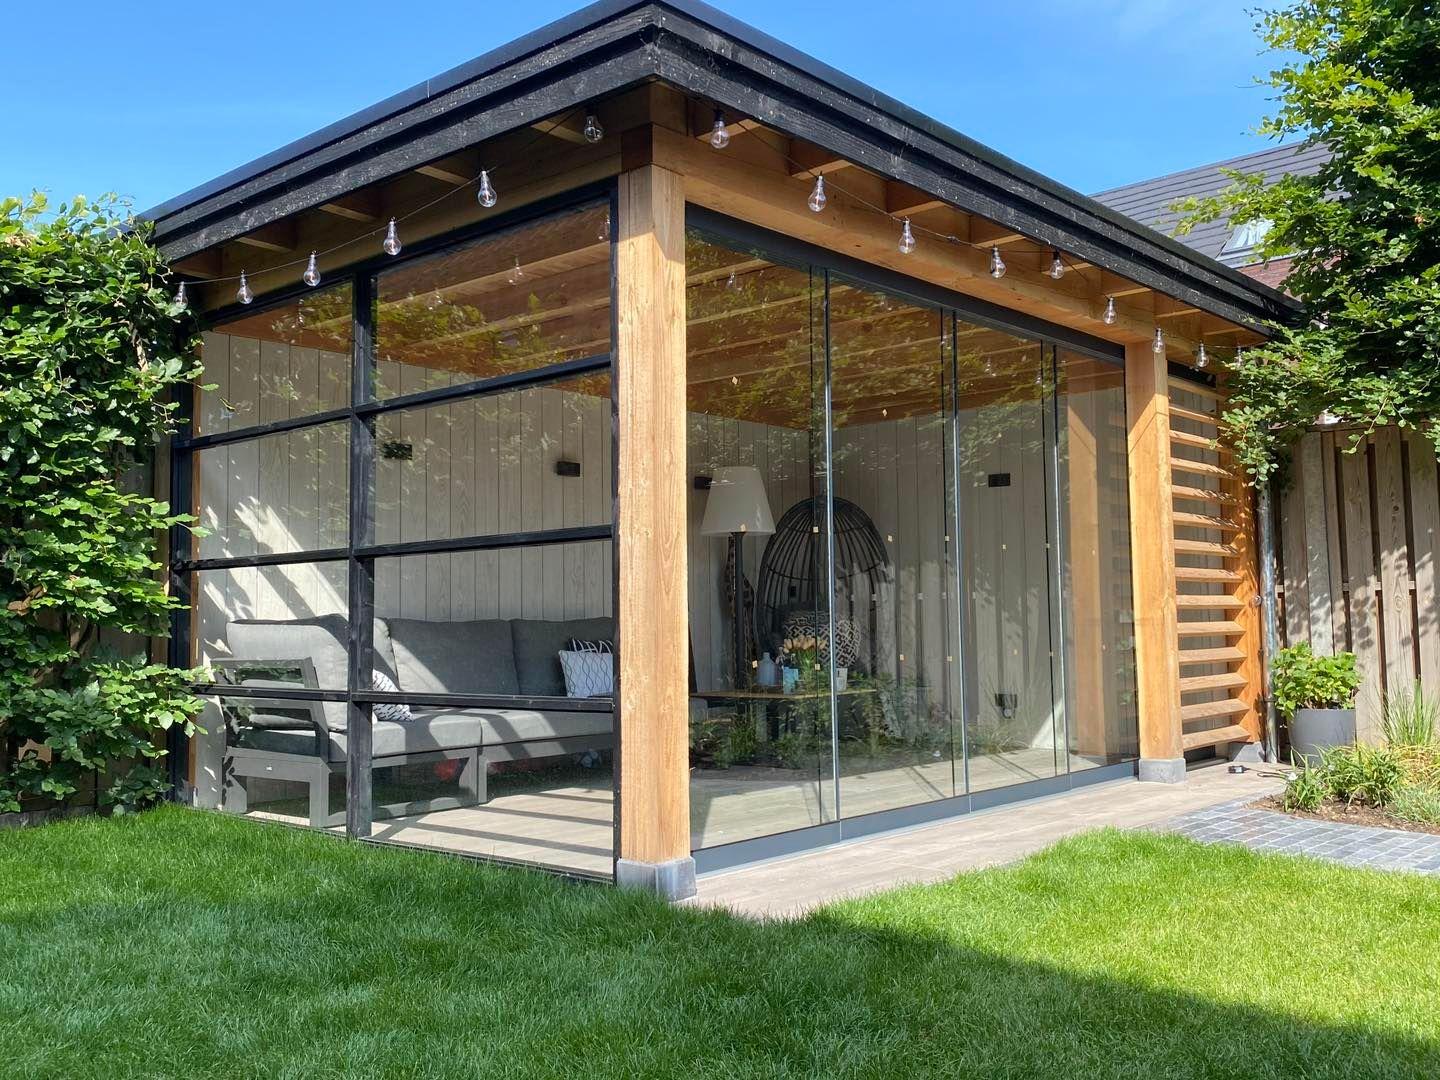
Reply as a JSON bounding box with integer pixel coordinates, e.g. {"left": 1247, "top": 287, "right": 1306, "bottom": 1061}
{"left": 142, "top": 0, "right": 1301, "bottom": 332}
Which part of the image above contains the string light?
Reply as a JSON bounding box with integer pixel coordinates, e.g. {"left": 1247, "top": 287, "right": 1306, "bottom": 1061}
{"left": 1048, "top": 251, "right": 1065, "bottom": 280}
{"left": 506, "top": 256, "right": 525, "bottom": 286}
{"left": 1152, "top": 326, "right": 1165, "bottom": 355}
{"left": 583, "top": 113, "right": 605, "bottom": 144}
{"left": 597, "top": 213, "right": 610, "bottom": 242}
{"left": 725, "top": 269, "right": 739, "bottom": 290}
{"left": 1196, "top": 343, "right": 1209, "bottom": 369}
{"left": 477, "top": 170, "right": 498, "bottom": 208}
{"left": 382, "top": 218, "right": 402, "bottom": 256}
{"left": 808, "top": 175, "right": 827, "bottom": 213}
{"left": 1317, "top": 409, "right": 1341, "bottom": 427}
{"left": 236, "top": 272, "right": 253, "bottom": 306}
{"left": 1103, "top": 297, "right": 1117, "bottom": 325}
{"left": 302, "top": 251, "right": 321, "bottom": 288}
{"left": 898, "top": 219, "right": 916, "bottom": 255}
{"left": 175, "top": 281, "right": 187, "bottom": 307}
{"left": 989, "top": 246, "right": 1006, "bottom": 279}
{"left": 709, "top": 111, "right": 731, "bottom": 150}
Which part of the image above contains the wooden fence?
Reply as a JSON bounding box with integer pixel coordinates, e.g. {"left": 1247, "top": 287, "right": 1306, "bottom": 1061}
{"left": 1274, "top": 426, "right": 1440, "bottom": 741}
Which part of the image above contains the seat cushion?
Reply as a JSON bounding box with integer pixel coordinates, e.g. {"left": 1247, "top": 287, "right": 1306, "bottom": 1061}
{"left": 511, "top": 617, "right": 615, "bottom": 696}
{"left": 238, "top": 710, "right": 488, "bottom": 762}
{"left": 477, "top": 707, "right": 613, "bottom": 745}
{"left": 387, "top": 618, "right": 518, "bottom": 696}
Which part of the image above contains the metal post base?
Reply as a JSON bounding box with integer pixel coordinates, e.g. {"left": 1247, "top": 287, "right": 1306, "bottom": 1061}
{"left": 616, "top": 856, "right": 698, "bottom": 901}
{"left": 1138, "top": 757, "right": 1187, "bottom": 784}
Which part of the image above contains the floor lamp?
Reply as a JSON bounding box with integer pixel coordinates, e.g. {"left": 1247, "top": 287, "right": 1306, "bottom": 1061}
{"left": 700, "top": 466, "right": 775, "bottom": 689}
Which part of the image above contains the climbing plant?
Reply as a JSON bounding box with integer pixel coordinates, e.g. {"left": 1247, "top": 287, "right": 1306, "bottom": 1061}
{"left": 0, "top": 192, "right": 204, "bottom": 814}
{"left": 1175, "top": 0, "right": 1440, "bottom": 482}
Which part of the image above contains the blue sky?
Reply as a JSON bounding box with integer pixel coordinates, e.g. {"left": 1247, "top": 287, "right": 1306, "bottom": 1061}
{"left": 4, "top": 0, "right": 1287, "bottom": 214}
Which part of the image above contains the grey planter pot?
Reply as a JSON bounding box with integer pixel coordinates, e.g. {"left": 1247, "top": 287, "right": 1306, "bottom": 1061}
{"left": 1288, "top": 707, "right": 1357, "bottom": 763}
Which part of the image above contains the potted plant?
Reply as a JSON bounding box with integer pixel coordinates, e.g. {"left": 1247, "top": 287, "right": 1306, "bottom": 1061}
{"left": 1271, "top": 643, "right": 1361, "bottom": 761}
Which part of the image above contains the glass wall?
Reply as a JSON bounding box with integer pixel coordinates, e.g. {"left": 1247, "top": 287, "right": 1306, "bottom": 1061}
{"left": 181, "top": 200, "right": 616, "bottom": 878}
{"left": 686, "top": 227, "right": 1139, "bottom": 857}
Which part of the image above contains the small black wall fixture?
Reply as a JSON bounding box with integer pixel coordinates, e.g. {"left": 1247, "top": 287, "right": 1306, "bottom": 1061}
{"left": 555, "top": 459, "right": 582, "bottom": 478}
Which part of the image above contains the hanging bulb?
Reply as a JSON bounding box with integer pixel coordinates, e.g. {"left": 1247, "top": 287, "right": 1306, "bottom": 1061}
{"left": 1196, "top": 343, "right": 1209, "bottom": 369}
{"left": 597, "top": 213, "right": 611, "bottom": 242}
{"left": 808, "top": 175, "right": 827, "bottom": 213}
{"left": 583, "top": 113, "right": 605, "bottom": 144}
{"left": 236, "top": 271, "right": 253, "bottom": 306}
{"left": 477, "top": 170, "right": 497, "bottom": 208}
{"left": 725, "top": 269, "right": 738, "bottom": 291}
{"left": 1048, "top": 251, "right": 1065, "bottom": 280}
{"left": 898, "top": 219, "right": 916, "bottom": 255}
{"left": 1235, "top": 346, "right": 1247, "bottom": 367}
{"left": 302, "top": 251, "right": 321, "bottom": 288}
{"left": 989, "top": 246, "right": 1006, "bottom": 279}
{"left": 382, "top": 218, "right": 402, "bottom": 256}
{"left": 175, "top": 280, "right": 187, "bottom": 307}
{"left": 1317, "top": 409, "right": 1341, "bottom": 427}
{"left": 506, "top": 256, "right": 525, "bottom": 286}
{"left": 1103, "top": 296, "right": 1117, "bottom": 325}
{"left": 1152, "top": 326, "right": 1165, "bottom": 355}
{"left": 709, "top": 112, "right": 731, "bottom": 149}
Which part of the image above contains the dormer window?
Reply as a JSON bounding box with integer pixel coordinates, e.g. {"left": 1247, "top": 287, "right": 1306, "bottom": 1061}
{"left": 1222, "top": 218, "right": 1273, "bottom": 254}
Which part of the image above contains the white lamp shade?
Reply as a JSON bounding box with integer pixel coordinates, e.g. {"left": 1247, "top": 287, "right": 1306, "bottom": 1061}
{"left": 700, "top": 466, "right": 775, "bottom": 536}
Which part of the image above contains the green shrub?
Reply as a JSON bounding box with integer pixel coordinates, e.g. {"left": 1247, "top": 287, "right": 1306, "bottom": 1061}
{"left": 1389, "top": 785, "right": 1440, "bottom": 829}
{"left": 1283, "top": 765, "right": 1329, "bottom": 813}
{"left": 1319, "top": 743, "right": 1405, "bottom": 808}
{"left": 0, "top": 193, "right": 204, "bottom": 813}
{"left": 1270, "top": 644, "right": 1361, "bottom": 720}
{"left": 1383, "top": 682, "right": 1439, "bottom": 748}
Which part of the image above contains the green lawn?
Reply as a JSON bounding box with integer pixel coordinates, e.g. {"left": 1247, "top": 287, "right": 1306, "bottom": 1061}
{"left": 3, "top": 808, "right": 1439, "bottom": 1078}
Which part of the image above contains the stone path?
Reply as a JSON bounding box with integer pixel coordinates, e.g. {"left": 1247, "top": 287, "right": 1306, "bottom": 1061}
{"left": 1168, "top": 800, "right": 1440, "bottom": 875}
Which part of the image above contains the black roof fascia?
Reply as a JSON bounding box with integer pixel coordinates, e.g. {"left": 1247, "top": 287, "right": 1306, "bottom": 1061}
{"left": 143, "top": 0, "right": 1299, "bottom": 331}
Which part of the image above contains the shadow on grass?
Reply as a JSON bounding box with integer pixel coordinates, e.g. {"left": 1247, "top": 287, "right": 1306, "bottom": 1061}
{"left": 1, "top": 807, "right": 1437, "bottom": 1078}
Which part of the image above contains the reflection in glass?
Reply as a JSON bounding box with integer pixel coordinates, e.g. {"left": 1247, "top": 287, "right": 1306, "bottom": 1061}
{"left": 373, "top": 204, "right": 611, "bottom": 398}
{"left": 685, "top": 231, "right": 835, "bottom": 850}
{"left": 196, "top": 283, "right": 353, "bottom": 435}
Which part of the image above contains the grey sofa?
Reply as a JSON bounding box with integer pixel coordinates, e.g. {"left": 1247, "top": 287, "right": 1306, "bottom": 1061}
{"left": 218, "top": 614, "right": 615, "bottom": 826}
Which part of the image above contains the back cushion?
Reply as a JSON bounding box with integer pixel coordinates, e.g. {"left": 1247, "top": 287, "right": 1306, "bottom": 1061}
{"left": 387, "top": 618, "right": 518, "bottom": 696}
{"left": 511, "top": 617, "right": 616, "bottom": 696}
{"left": 226, "top": 616, "right": 398, "bottom": 687}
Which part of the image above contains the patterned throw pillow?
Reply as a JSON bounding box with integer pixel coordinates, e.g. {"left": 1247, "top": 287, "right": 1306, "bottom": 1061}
{"left": 372, "top": 670, "right": 411, "bottom": 723}
{"left": 558, "top": 650, "right": 614, "bottom": 697}
{"left": 567, "top": 637, "right": 614, "bottom": 654}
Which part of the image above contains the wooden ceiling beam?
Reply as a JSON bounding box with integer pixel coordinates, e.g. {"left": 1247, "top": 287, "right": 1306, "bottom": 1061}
{"left": 318, "top": 192, "right": 382, "bottom": 223}
{"left": 885, "top": 180, "right": 947, "bottom": 218}
{"left": 787, "top": 140, "right": 856, "bottom": 179}
{"left": 968, "top": 220, "right": 1029, "bottom": 247}
{"left": 415, "top": 152, "right": 479, "bottom": 186}
{"left": 233, "top": 220, "right": 297, "bottom": 253}
{"left": 172, "top": 249, "right": 223, "bottom": 280}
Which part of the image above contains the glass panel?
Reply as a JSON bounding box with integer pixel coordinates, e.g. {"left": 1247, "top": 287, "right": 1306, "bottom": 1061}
{"left": 1055, "top": 350, "right": 1139, "bottom": 769}
{"left": 192, "top": 423, "right": 348, "bottom": 561}
{"left": 685, "top": 231, "right": 834, "bottom": 850}
{"left": 956, "top": 328, "right": 1061, "bottom": 792}
{"left": 365, "top": 547, "right": 614, "bottom": 877}
{"left": 369, "top": 372, "right": 611, "bottom": 549}
{"left": 196, "top": 283, "right": 353, "bottom": 435}
{"left": 372, "top": 204, "right": 611, "bottom": 399}
{"left": 828, "top": 282, "right": 959, "bottom": 817}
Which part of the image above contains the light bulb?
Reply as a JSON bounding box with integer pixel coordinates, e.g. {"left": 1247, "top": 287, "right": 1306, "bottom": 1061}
{"left": 583, "top": 113, "right": 604, "bottom": 143}
{"left": 725, "top": 269, "right": 738, "bottom": 291}
{"left": 175, "top": 281, "right": 187, "bottom": 307}
{"left": 1317, "top": 410, "right": 1340, "bottom": 427}
{"left": 1103, "top": 296, "right": 1117, "bottom": 325}
{"left": 506, "top": 256, "right": 525, "bottom": 286}
{"left": 1196, "top": 343, "right": 1209, "bottom": 369}
{"left": 302, "top": 251, "right": 321, "bottom": 288}
{"left": 1048, "top": 251, "right": 1065, "bottom": 279}
{"left": 808, "top": 175, "right": 827, "bottom": 213}
{"left": 597, "top": 213, "right": 610, "bottom": 242}
{"left": 237, "top": 271, "right": 253, "bottom": 306}
{"left": 989, "top": 246, "right": 1006, "bottom": 279}
{"left": 1152, "top": 326, "right": 1165, "bottom": 355}
{"left": 898, "top": 219, "right": 916, "bottom": 255}
{"left": 709, "top": 113, "right": 731, "bottom": 150}
{"left": 382, "top": 218, "right": 402, "bottom": 256}
{"left": 477, "top": 170, "right": 497, "bottom": 208}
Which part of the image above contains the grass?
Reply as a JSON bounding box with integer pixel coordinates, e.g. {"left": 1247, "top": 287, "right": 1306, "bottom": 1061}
{"left": 3, "top": 809, "right": 1440, "bottom": 1078}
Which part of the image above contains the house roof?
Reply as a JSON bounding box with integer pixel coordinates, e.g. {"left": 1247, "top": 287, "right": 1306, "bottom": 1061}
{"left": 1093, "top": 142, "right": 1331, "bottom": 267}
{"left": 141, "top": 0, "right": 1301, "bottom": 331}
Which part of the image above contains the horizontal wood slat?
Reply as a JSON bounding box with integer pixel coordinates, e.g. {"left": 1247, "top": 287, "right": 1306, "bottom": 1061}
{"left": 1169, "top": 377, "right": 1224, "bottom": 402}
{"left": 1169, "top": 403, "right": 1221, "bottom": 427}
{"left": 1180, "top": 671, "right": 1248, "bottom": 693}
{"left": 1175, "top": 567, "right": 1243, "bottom": 583}
{"left": 1170, "top": 429, "right": 1224, "bottom": 453}
{"left": 1175, "top": 594, "right": 1246, "bottom": 609}
{"left": 1173, "top": 511, "right": 1240, "bottom": 531}
{"left": 1175, "top": 620, "right": 1246, "bottom": 637}
{"left": 1181, "top": 697, "right": 1252, "bottom": 722}
{"left": 1177, "top": 647, "right": 1247, "bottom": 665}
{"left": 1181, "top": 723, "right": 1255, "bottom": 751}
{"left": 1172, "top": 485, "right": 1237, "bottom": 504}
{"left": 1170, "top": 458, "right": 1234, "bottom": 480}
{"left": 1173, "top": 538, "right": 1238, "bottom": 556}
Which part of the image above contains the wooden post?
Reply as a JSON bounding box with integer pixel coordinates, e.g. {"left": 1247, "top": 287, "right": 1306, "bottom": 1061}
{"left": 614, "top": 149, "right": 694, "bottom": 898}
{"left": 1125, "top": 342, "right": 1185, "bottom": 781}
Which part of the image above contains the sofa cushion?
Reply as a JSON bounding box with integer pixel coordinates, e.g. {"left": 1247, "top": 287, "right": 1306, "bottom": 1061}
{"left": 386, "top": 618, "right": 518, "bottom": 696}
{"left": 511, "top": 617, "right": 615, "bottom": 696}
{"left": 238, "top": 710, "right": 488, "bottom": 762}
{"left": 226, "top": 615, "right": 399, "bottom": 688}
{"left": 477, "top": 707, "right": 613, "bottom": 745}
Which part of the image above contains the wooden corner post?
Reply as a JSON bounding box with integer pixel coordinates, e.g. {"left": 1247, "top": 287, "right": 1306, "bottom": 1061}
{"left": 1125, "top": 341, "right": 1186, "bottom": 782}
{"left": 614, "top": 146, "right": 695, "bottom": 898}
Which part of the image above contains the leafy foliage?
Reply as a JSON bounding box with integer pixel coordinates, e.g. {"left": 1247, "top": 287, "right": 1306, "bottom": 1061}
{"left": 1174, "top": 1, "right": 1440, "bottom": 480}
{"left": 0, "top": 192, "right": 204, "bottom": 813}
{"left": 1270, "top": 642, "right": 1361, "bottom": 718}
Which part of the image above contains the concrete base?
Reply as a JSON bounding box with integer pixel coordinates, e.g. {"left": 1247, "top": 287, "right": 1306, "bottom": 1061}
{"left": 1138, "top": 757, "right": 1187, "bottom": 784}
{"left": 616, "top": 856, "right": 697, "bottom": 901}
{"left": 1227, "top": 740, "right": 1264, "bottom": 764}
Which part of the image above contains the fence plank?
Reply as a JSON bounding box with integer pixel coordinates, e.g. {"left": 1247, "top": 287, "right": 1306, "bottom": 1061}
{"left": 1320, "top": 432, "right": 1348, "bottom": 651}
{"left": 1298, "top": 434, "right": 1335, "bottom": 655}
{"left": 1280, "top": 441, "right": 1311, "bottom": 646}
{"left": 1406, "top": 429, "right": 1440, "bottom": 690}
{"left": 1374, "top": 428, "right": 1415, "bottom": 693}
